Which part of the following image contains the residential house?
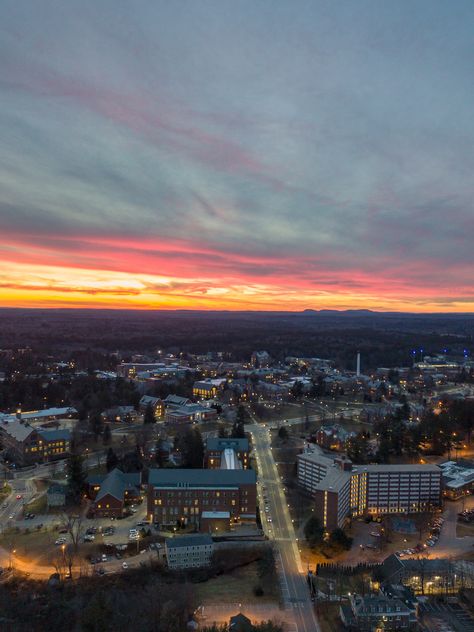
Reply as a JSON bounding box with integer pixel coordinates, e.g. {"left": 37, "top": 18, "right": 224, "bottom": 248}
{"left": 340, "top": 590, "right": 418, "bottom": 631}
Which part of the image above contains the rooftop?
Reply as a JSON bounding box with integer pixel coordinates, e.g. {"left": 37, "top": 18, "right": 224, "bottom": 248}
{"left": 149, "top": 468, "right": 256, "bottom": 487}
{"left": 166, "top": 534, "right": 213, "bottom": 549}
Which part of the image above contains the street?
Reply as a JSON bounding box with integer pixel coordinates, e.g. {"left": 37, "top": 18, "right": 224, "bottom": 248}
{"left": 249, "top": 422, "right": 321, "bottom": 632}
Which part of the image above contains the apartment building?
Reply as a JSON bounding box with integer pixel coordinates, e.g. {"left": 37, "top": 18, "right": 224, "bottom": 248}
{"left": 340, "top": 590, "right": 418, "bottom": 631}
{"left": 297, "top": 446, "right": 441, "bottom": 531}
{"left": 147, "top": 469, "right": 257, "bottom": 531}
{"left": 165, "top": 534, "right": 214, "bottom": 569}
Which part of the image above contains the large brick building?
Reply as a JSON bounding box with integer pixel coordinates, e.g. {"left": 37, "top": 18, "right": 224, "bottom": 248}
{"left": 0, "top": 420, "right": 71, "bottom": 465}
{"left": 297, "top": 445, "right": 442, "bottom": 531}
{"left": 147, "top": 469, "right": 257, "bottom": 531}
{"left": 205, "top": 437, "right": 250, "bottom": 469}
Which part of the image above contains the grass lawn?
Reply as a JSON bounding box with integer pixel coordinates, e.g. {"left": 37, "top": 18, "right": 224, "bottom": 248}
{"left": 0, "top": 527, "right": 59, "bottom": 566}
{"left": 193, "top": 561, "right": 280, "bottom": 605}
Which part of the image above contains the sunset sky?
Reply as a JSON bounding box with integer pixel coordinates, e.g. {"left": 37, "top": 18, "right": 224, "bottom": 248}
{"left": 1, "top": 1, "right": 473, "bottom": 312}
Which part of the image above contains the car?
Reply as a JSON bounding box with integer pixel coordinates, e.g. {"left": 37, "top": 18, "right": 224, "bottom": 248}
{"left": 83, "top": 534, "right": 95, "bottom": 542}
{"left": 101, "top": 554, "right": 107, "bottom": 562}
{"left": 8, "top": 514, "right": 14, "bottom": 520}
{"left": 264, "top": 508, "right": 270, "bottom": 513}
{"left": 370, "top": 532, "right": 381, "bottom": 537}
{"left": 267, "top": 517, "right": 272, "bottom": 523}
{"left": 136, "top": 521, "right": 148, "bottom": 527}
{"left": 2, "top": 503, "right": 7, "bottom": 508}
{"left": 55, "top": 538, "right": 66, "bottom": 545}
{"left": 16, "top": 494, "right": 22, "bottom": 500}
{"left": 122, "top": 561, "right": 128, "bottom": 570}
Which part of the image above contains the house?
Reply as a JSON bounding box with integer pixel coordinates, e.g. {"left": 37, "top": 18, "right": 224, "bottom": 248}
{"left": 340, "top": 590, "right": 418, "bottom": 631}
{"left": 139, "top": 395, "right": 164, "bottom": 419}
{"left": 47, "top": 483, "right": 67, "bottom": 508}
{"left": 229, "top": 613, "right": 253, "bottom": 632}
{"left": 193, "top": 380, "right": 218, "bottom": 399}
{"left": 205, "top": 437, "right": 250, "bottom": 469}
{"left": 88, "top": 468, "right": 142, "bottom": 518}
{"left": 250, "top": 351, "right": 271, "bottom": 368}
{"left": 0, "top": 420, "right": 71, "bottom": 466}
{"left": 165, "top": 534, "right": 214, "bottom": 569}
{"left": 148, "top": 468, "right": 257, "bottom": 531}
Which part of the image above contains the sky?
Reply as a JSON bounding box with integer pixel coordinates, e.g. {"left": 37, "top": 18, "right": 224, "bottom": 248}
{"left": 1, "top": 0, "right": 473, "bottom": 312}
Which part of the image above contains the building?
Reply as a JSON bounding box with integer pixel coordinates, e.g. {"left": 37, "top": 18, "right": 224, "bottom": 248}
{"left": 47, "top": 484, "right": 67, "bottom": 508}
{"left": 250, "top": 351, "right": 271, "bottom": 368}
{"left": 229, "top": 613, "right": 253, "bottom": 632}
{"left": 165, "top": 534, "right": 214, "bottom": 569}
{"left": 438, "top": 460, "right": 474, "bottom": 500}
{"left": 0, "top": 407, "right": 77, "bottom": 425}
{"left": 314, "top": 424, "right": 355, "bottom": 452}
{"left": 165, "top": 404, "right": 217, "bottom": 425}
{"left": 297, "top": 445, "right": 442, "bottom": 531}
{"left": 0, "top": 420, "right": 71, "bottom": 465}
{"left": 148, "top": 468, "right": 257, "bottom": 531}
{"left": 163, "top": 394, "right": 190, "bottom": 409}
{"left": 205, "top": 437, "right": 250, "bottom": 469}
{"left": 101, "top": 405, "right": 139, "bottom": 423}
{"left": 379, "top": 554, "right": 463, "bottom": 594}
{"left": 193, "top": 380, "right": 218, "bottom": 399}
{"left": 340, "top": 590, "right": 418, "bottom": 631}
{"left": 139, "top": 395, "right": 164, "bottom": 419}
{"left": 88, "top": 468, "right": 142, "bottom": 518}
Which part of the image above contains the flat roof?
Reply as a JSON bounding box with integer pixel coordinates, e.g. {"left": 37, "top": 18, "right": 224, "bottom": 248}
{"left": 149, "top": 468, "right": 256, "bottom": 487}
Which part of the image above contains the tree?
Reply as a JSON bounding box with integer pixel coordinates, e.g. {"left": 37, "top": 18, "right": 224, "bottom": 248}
{"left": 347, "top": 433, "right": 369, "bottom": 464}
{"left": 88, "top": 411, "right": 104, "bottom": 441}
{"left": 155, "top": 436, "right": 165, "bottom": 467}
{"left": 328, "top": 527, "right": 353, "bottom": 551}
{"left": 304, "top": 515, "right": 324, "bottom": 548}
{"left": 66, "top": 453, "right": 86, "bottom": 503}
{"left": 218, "top": 424, "right": 228, "bottom": 438}
{"left": 175, "top": 427, "right": 204, "bottom": 468}
{"left": 278, "top": 426, "right": 289, "bottom": 441}
{"left": 143, "top": 402, "right": 155, "bottom": 424}
{"left": 102, "top": 423, "right": 111, "bottom": 445}
{"left": 106, "top": 447, "right": 119, "bottom": 472}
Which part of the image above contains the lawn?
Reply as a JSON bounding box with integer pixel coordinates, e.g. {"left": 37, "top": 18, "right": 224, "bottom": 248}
{"left": 193, "top": 561, "right": 280, "bottom": 605}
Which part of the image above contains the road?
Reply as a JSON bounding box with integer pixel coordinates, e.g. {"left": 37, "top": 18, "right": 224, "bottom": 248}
{"left": 249, "top": 422, "right": 321, "bottom": 632}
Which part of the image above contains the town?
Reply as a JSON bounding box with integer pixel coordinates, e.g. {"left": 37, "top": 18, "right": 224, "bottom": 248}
{"left": 0, "top": 311, "right": 473, "bottom": 631}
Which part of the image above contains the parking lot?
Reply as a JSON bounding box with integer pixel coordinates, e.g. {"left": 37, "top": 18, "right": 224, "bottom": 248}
{"left": 420, "top": 599, "right": 474, "bottom": 632}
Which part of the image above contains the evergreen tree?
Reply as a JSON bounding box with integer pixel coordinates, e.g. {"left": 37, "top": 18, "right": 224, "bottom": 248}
{"left": 106, "top": 447, "right": 119, "bottom": 472}
{"left": 66, "top": 453, "right": 86, "bottom": 503}
{"left": 144, "top": 402, "right": 155, "bottom": 424}
{"left": 102, "top": 423, "right": 111, "bottom": 445}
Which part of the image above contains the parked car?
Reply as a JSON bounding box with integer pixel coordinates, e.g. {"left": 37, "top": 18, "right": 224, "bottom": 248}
{"left": 83, "top": 534, "right": 95, "bottom": 542}
{"left": 122, "top": 561, "right": 128, "bottom": 570}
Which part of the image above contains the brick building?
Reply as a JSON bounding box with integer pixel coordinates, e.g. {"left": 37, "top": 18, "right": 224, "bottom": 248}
{"left": 147, "top": 469, "right": 257, "bottom": 531}
{"left": 205, "top": 437, "right": 250, "bottom": 469}
{"left": 0, "top": 420, "right": 71, "bottom": 466}
{"left": 88, "top": 468, "right": 142, "bottom": 518}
